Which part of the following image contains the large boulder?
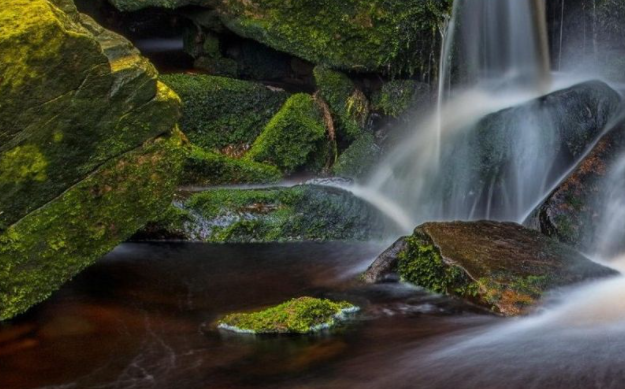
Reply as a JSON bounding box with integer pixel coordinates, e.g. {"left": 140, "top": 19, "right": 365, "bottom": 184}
{"left": 134, "top": 185, "right": 396, "bottom": 242}
{"left": 439, "top": 80, "right": 621, "bottom": 220}
{"left": 526, "top": 120, "right": 625, "bottom": 253}
{"left": 364, "top": 221, "right": 616, "bottom": 316}
{"left": 0, "top": 0, "right": 185, "bottom": 319}
{"left": 108, "top": 0, "right": 451, "bottom": 75}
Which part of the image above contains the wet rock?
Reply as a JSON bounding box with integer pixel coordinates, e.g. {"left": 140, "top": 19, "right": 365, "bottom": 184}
{"left": 364, "top": 221, "right": 616, "bottom": 316}
{"left": 135, "top": 185, "right": 396, "bottom": 243}
{"left": 526, "top": 119, "right": 625, "bottom": 252}
{"left": 332, "top": 132, "right": 381, "bottom": 180}
{"left": 362, "top": 238, "right": 407, "bottom": 284}
{"left": 0, "top": 0, "right": 185, "bottom": 320}
{"left": 440, "top": 80, "right": 621, "bottom": 220}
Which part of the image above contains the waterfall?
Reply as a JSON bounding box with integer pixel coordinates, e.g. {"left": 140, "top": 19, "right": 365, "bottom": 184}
{"left": 361, "top": 0, "right": 553, "bottom": 232}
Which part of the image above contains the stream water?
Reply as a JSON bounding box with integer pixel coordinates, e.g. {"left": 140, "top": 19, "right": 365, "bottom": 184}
{"left": 4, "top": 243, "right": 625, "bottom": 389}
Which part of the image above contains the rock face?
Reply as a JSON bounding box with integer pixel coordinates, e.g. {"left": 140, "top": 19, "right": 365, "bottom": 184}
{"left": 364, "top": 221, "right": 616, "bottom": 316}
{"left": 135, "top": 185, "right": 395, "bottom": 243}
{"left": 439, "top": 80, "right": 621, "bottom": 220}
{"left": 108, "top": 0, "right": 451, "bottom": 75}
{"left": 526, "top": 120, "right": 625, "bottom": 253}
{"left": 0, "top": 0, "right": 185, "bottom": 320}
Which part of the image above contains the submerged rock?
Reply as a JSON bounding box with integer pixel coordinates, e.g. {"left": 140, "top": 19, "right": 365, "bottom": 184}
{"left": 0, "top": 0, "right": 184, "bottom": 320}
{"left": 135, "top": 185, "right": 395, "bottom": 243}
{"left": 217, "top": 297, "right": 358, "bottom": 334}
{"left": 526, "top": 120, "right": 625, "bottom": 253}
{"left": 364, "top": 221, "right": 616, "bottom": 316}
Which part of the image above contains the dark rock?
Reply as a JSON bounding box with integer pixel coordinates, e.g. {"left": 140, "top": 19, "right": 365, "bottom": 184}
{"left": 526, "top": 119, "right": 625, "bottom": 253}
{"left": 365, "top": 221, "right": 616, "bottom": 316}
{"left": 362, "top": 238, "right": 407, "bottom": 283}
{"left": 439, "top": 80, "right": 621, "bottom": 220}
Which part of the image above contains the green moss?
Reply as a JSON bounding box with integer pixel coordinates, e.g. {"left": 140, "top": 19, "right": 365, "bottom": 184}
{"left": 332, "top": 132, "right": 380, "bottom": 179}
{"left": 397, "top": 235, "right": 477, "bottom": 297}
{"left": 0, "top": 145, "right": 48, "bottom": 184}
{"left": 161, "top": 74, "right": 288, "bottom": 153}
{"left": 217, "top": 0, "right": 452, "bottom": 75}
{"left": 314, "top": 66, "right": 368, "bottom": 144}
{"left": 245, "top": 94, "right": 330, "bottom": 174}
{"left": 218, "top": 297, "right": 357, "bottom": 334}
{"left": 371, "top": 80, "right": 428, "bottom": 118}
{"left": 142, "top": 185, "right": 388, "bottom": 243}
{"left": 181, "top": 146, "right": 282, "bottom": 186}
{"left": 0, "top": 0, "right": 181, "bottom": 231}
{"left": 0, "top": 130, "right": 186, "bottom": 320}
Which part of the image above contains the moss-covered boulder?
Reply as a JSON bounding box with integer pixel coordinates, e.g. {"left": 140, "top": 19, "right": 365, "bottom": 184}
{"left": 181, "top": 145, "right": 281, "bottom": 186}
{"left": 135, "top": 184, "right": 394, "bottom": 242}
{"left": 314, "top": 66, "right": 369, "bottom": 144}
{"left": 161, "top": 74, "right": 288, "bottom": 155}
{"left": 217, "top": 297, "right": 358, "bottom": 334}
{"left": 526, "top": 120, "right": 625, "bottom": 253}
{"left": 364, "top": 221, "right": 616, "bottom": 316}
{"left": 0, "top": 0, "right": 184, "bottom": 319}
{"left": 245, "top": 94, "right": 331, "bottom": 174}
{"left": 108, "top": 0, "right": 451, "bottom": 75}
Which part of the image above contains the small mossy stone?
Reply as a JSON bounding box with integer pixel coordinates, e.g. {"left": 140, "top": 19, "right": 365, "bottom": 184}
{"left": 245, "top": 94, "right": 330, "bottom": 174}
{"left": 161, "top": 74, "right": 289, "bottom": 153}
{"left": 371, "top": 80, "right": 430, "bottom": 118}
{"left": 218, "top": 297, "right": 358, "bottom": 334}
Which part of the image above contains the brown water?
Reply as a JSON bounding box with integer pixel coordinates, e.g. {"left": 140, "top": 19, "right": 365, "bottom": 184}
{"left": 4, "top": 243, "right": 625, "bottom": 389}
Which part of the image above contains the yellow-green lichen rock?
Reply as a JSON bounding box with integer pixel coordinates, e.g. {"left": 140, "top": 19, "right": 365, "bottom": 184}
{"left": 0, "top": 0, "right": 185, "bottom": 320}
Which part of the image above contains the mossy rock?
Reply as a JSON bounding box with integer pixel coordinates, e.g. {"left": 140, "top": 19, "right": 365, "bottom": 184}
{"left": 0, "top": 130, "right": 186, "bottom": 320}
{"left": 135, "top": 185, "right": 393, "bottom": 243}
{"left": 364, "top": 221, "right": 616, "bottom": 316}
{"left": 314, "top": 66, "right": 369, "bottom": 144}
{"left": 161, "top": 74, "right": 288, "bottom": 154}
{"left": 181, "top": 145, "right": 282, "bottom": 186}
{"left": 0, "top": 0, "right": 181, "bottom": 231}
{"left": 245, "top": 94, "right": 331, "bottom": 174}
{"left": 107, "top": 0, "right": 451, "bottom": 75}
{"left": 0, "top": 0, "right": 184, "bottom": 319}
{"left": 371, "top": 80, "right": 431, "bottom": 119}
{"left": 218, "top": 297, "right": 358, "bottom": 334}
{"left": 332, "top": 132, "right": 380, "bottom": 180}
{"left": 526, "top": 120, "right": 625, "bottom": 253}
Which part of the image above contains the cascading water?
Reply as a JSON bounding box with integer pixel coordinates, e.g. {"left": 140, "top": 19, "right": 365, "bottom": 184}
{"left": 359, "top": 0, "right": 576, "bottom": 232}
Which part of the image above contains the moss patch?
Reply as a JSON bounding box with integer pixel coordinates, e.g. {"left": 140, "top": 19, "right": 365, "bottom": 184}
{"left": 245, "top": 94, "right": 330, "bottom": 174}
{"left": 161, "top": 74, "right": 288, "bottom": 154}
{"left": 371, "top": 80, "right": 429, "bottom": 118}
{"left": 332, "top": 132, "right": 380, "bottom": 180}
{"left": 181, "top": 145, "right": 282, "bottom": 186}
{"left": 218, "top": 297, "right": 358, "bottom": 334}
